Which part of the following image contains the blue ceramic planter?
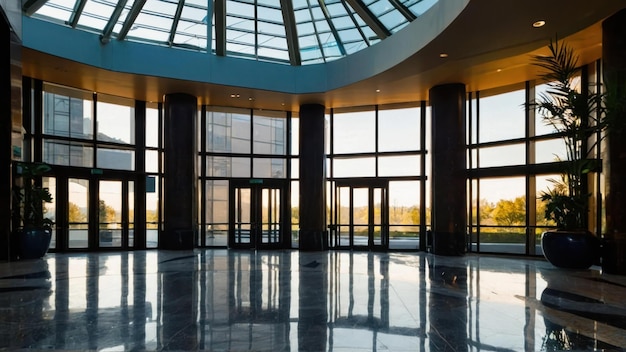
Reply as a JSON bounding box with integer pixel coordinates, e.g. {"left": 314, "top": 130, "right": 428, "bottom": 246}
{"left": 17, "top": 227, "right": 52, "bottom": 260}
{"left": 541, "top": 230, "right": 601, "bottom": 269}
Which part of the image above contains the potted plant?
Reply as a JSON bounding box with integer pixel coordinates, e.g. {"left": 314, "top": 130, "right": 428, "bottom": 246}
{"left": 533, "top": 39, "right": 604, "bottom": 269}
{"left": 12, "top": 161, "right": 54, "bottom": 260}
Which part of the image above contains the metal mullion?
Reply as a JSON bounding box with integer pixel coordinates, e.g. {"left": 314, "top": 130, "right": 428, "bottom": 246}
{"left": 343, "top": 0, "right": 390, "bottom": 40}
{"left": 253, "top": 0, "right": 259, "bottom": 59}
{"left": 316, "top": 0, "right": 347, "bottom": 56}
{"left": 339, "top": 1, "right": 371, "bottom": 45}
{"left": 117, "top": 0, "right": 147, "bottom": 40}
{"left": 67, "top": 0, "right": 88, "bottom": 28}
{"left": 167, "top": 0, "right": 186, "bottom": 46}
{"left": 387, "top": 0, "right": 416, "bottom": 21}
{"left": 200, "top": 106, "right": 207, "bottom": 247}
{"left": 215, "top": 0, "right": 227, "bottom": 56}
{"left": 304, "top": 1, "right": 327, "bottom": 62}
{"left": 280, "top": 0, "right": 301, "bottom": 65}
{"left": 100, "top": 0, "right": 128, "bottom": 44}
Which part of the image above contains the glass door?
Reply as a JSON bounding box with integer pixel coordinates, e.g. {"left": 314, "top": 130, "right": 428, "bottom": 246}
{"left": 331, "top": 180, "right": 389, "bottom": 250}
{"left": 54, "top": 175, "right": 134, "bottom": 251}
{"left": 229, "top": 179, "right": 287, "bottom": 249}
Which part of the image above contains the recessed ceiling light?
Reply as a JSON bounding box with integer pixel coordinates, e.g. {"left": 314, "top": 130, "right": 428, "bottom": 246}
{"left": 497, "top": 68, "right": 502, "bottom": 73}
{"left": 439, "top": 53, "right": 448, "bottom": 58}
{"left": 230, "top": 93, "right": 240, "bottom": 98}
{"left": 533, "top": 20, "right": 546, "bottom": 28}
{"left": 376, "top": 89, "right": 381, "bottom": 93}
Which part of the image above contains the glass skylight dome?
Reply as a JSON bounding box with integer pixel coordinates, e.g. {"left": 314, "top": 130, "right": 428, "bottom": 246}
{"left": 25, "top": 0, "right": 437, "bottom": 65}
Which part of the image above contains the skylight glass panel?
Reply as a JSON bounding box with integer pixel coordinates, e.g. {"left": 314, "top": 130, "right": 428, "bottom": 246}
{"left": 226, "top": 0, "right": 255, "bottom": 55}
{"left": 32, "top": 0, "right": 74, "bottom": 23}
{"left": 129, "top": 0, "right": 177, "bottom": 43}
{"left": 172, "top": 4, "right": 208, "bottom": 49}
{"left": 362, "top": 0, "right": 409, "bottom": 33}
{"left": 77, "top": 0, "right": 117, "bottom": 30}
{"left": 26, "top": 0, "right": 428, "bottom": 65}
{"left": 379, "top": 11, "right": 409, "bottom": 33}
{"left": 402, "top": 0, "right": 438, "bottom": 17}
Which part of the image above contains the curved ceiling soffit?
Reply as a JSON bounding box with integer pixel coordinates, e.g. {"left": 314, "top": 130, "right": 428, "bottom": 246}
{"left": 21, "top": 0, "right": 469, "bottom": 95}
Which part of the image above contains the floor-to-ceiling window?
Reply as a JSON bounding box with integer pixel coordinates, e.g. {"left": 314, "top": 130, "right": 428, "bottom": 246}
{"left": 200, "top": 107, "right": 291, "bottom": 248}
{"left": 22, "top": 79, "right": 156, "bottom": 251}
{"left": 327, "top": 103, "right": 429, "bottom": 251}
{"left": 468, "top": 62, "right": 603, "bottom": 255}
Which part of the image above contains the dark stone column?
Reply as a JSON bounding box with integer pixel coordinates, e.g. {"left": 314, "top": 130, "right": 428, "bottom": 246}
{"left": 602, "top": 9, "right": 626, "bottom": 275}
{"left": 429, "top": 84, "right": 467, "bottom": 256}
{"left": 0, "top": 15, "right": 21, "bottom": 261}
{"left": 162, "top": 93, "right": 197, "bottom": 250}
{"left": 299, "top": 104, "right": 327, "bottom": 251}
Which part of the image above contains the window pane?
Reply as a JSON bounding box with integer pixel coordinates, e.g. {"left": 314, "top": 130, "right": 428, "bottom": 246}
{"left": 479, "top": 177, "right": 526, "bottom": 218}
{"left": 43, "top": 177, "right": 57, "bottom": 249}
{"left": 253, "top": 111, "right": 286, "bottom": 155}
{"left": 291, "top": 115, "right": 299, "bottom": 156}
{"left": 43, "top": 140, "right": 93, "bottom": 168}
{"left": 479, "top": 88, "right": 526, "bottom": 143}
{"left": 146, "top": 104, "right": 159, "bottom": 148}
{"left": 378, "top": 155, "right": 420, "bottom": 176}
{"left": 42, "top": 83, "right": 93, "bottom": 140}
{"left": 206, "top": 107, "right": 251, "bottom": 153}
{"left": 206, "top": 156, "right": 250, "bottom": 177}
{"left": 389, "top": 181, "right": 420, "bottom": 225}
{"left": 97, "top": 148, "right": 135, "bottom": 170}
{"left": 333, "top": 110, "right": 375, "bottom": 154}
{"left": 536, "top": 174, "right": 560, "bottom": 227}
{"left": 253, "top": 158, "right": 286, "bottom": 178}
{"left": 535, "top": 138, "right": 567, "bottom": 163}
{"left": 97, "top": 95, "right": 135, "bottom": 144}
{"left": 479, "top": 143, "right": 525, "bottom": 168}
{"left": 146, "top": 175, "right": 160, "bottom": 249}
{"left": 534, "top": 77, "right": 580, "bottom": 137}
{"left": 206, "top": 180, "right": 228, "bottom": 224}
{"left": 69, "top": 178, "right": 89, "bottom": 249}
{"left": 333, "top": 157, "right": 375, "bottom": 177}
{"left": 378, "top": 107, "right": 420, "bottom": 152}
{"left": 146, "top": 149, "right": 159, "bottom": 173}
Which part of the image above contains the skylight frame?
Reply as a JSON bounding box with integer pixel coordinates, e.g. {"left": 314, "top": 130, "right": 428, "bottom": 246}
{"left": 26, "top": 0, "right": 439, "bottom": 65}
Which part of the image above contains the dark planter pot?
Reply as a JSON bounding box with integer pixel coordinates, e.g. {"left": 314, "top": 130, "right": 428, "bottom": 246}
{"left": 16, "top": 227, "right": 52, "bottom": 260}
{"left": 541, "top": 230, "right": 600, "bottom": 269}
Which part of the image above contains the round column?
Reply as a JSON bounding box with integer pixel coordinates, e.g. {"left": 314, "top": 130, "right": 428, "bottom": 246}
{"left": 429, "top": 83, "right": 467, "bottom": 255}
{"left": 298, "top": 103, "right": 327, "bottom": 251}
{"left": 602, "top": 9, "right": 626, "bottom": 275}
{"left": 162, "top": 93, "right": 198, "bottom": 250}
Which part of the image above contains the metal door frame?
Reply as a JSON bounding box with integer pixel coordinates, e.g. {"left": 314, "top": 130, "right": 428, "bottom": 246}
{"left": 228, "top": 179, "right": 289, "bottom": 249}
{"left": 330, "top": 179, "right": 389, "bottom": 251}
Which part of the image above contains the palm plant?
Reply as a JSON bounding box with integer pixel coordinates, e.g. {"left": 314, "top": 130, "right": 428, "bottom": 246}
{"left": 533, "top": 39, "right": 605, "bottom": 230}
{"left": 13, "top": 162, "right": 54, "bottom": 230}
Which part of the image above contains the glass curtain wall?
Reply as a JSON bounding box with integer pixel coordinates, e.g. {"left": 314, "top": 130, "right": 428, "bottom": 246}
{"left": 468, "top": 63, "right": 603, "bottom": 255}
{"left": 328, "top": 103, "right": 428, "bottom": 251}
{"left": 200, "top": 107, "right": 291, "bottom": 247}
{"left": 24, "top": 80, "right": 162, "bottom": 251}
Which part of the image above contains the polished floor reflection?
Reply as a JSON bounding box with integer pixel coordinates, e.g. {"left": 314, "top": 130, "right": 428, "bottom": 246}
{"left": 1, "top": 250, "right": 625, "bottom": 351}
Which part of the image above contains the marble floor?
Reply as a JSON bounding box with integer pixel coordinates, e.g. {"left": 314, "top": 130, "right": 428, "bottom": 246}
{"left": 1, "top": 250, "right": 625, "bottom": 352}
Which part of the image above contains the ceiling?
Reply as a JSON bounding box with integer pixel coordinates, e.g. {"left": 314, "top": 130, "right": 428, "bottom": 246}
{"left": 20, "top": 0, "right": 626, "bottom": 112}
